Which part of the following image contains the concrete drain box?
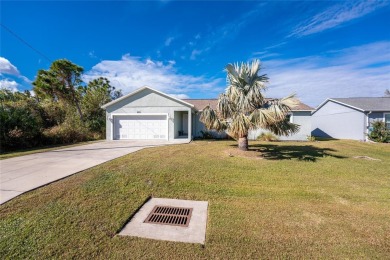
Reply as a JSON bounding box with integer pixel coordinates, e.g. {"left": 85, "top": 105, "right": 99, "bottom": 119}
{"left": 119, "top": 198, "right": 208, "bottom": 244}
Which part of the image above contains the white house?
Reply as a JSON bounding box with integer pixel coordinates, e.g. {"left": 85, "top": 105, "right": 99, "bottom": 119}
{"left": 102, "top": 86, "right": 314, "bottom": 141}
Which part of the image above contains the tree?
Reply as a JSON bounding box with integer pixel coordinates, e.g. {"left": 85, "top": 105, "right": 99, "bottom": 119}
{"left": 33, "top": 59, "right": 85, "bottom": 121}
{"left": 82, "top": 77, "right": 122, "bottom": 134}
{"left": 200, "top": 59, "right": 299, "bottom": 151}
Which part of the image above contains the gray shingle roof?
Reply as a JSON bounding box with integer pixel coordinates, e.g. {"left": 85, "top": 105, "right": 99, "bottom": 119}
{"left": 331, "top": 97, "right": 390, "bottom": 111}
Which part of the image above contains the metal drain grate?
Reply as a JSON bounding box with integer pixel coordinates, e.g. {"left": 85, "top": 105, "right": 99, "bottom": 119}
{"left": 144, "top": 205, "right": 193, "bottom": 227}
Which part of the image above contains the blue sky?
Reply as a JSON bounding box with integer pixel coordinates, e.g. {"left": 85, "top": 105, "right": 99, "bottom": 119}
{"left": 1, "top": 0, "right": 390, "bottom": 106}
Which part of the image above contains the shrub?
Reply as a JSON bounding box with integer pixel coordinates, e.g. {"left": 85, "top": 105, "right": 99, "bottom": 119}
{"left": 368, "top": 120, "right": 390, "bottom": 143}
{"left": 42, "top": 116, "right": 94, "bottom": 144}
{"left": 307, "top": 135, "right": 316, "bottom": 141}
{"left": 257, "top": 132, "right": 279, "bottom": 142}
{"left": 0, "top": 98, "right": 43, "bottom": 151}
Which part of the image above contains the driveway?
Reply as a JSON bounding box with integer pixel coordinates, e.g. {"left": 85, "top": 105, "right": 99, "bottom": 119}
{"left": 0, "top": 140, "right": 188, "bottom": 204}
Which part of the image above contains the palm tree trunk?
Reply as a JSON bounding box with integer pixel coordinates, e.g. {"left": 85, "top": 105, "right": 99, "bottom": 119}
{"left": 238, "top": 136, "right": 248, "bottom": 151}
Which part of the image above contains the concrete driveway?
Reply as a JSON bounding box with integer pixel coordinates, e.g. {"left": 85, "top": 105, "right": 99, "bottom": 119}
{"left": 0, "top": 140, "right": 188, "bottom": 204}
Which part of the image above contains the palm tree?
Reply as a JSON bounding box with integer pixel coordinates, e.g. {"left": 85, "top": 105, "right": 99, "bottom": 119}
{"left": 200, "top": 59, "right": 299, "bottom": 151}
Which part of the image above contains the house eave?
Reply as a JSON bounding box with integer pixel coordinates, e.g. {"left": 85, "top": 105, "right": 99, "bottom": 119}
{"left": 101, "top": 86, "right": 195, "bottom": 109}
{"left": 312, "top": 98, "right": 366, "bottom": 115}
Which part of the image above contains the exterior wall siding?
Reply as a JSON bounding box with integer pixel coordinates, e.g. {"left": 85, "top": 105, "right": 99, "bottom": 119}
{"left": 311, "top": 101, "right": 365, "bottom": 140}
{"left": 248, "top": 111, "right": 312, "bottom": 141}
{"left": 105, "top": 88, "right": 191, "bottom": 141}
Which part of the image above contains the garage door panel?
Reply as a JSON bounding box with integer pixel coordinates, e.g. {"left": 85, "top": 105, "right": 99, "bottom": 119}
{"left": 114, "top": 115, "right": 167, "bottom": 140}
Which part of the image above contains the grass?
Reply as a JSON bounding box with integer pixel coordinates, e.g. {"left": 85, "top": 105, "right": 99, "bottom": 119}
{"left": 0, "top": 140, "right": 102, "bottom": 160}
{"left": 1, "top": 140, "right": 389, "bottom": 259}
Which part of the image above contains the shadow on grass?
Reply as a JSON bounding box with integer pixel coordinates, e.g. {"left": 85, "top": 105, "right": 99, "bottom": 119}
{"left": 314, "top": 137, "right": 339, "bottom": 142}
{"left": 248, "top": 144, "right": 346, "bottom": 162}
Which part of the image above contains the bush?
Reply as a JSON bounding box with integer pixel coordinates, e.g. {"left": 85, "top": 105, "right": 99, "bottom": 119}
{"left": 368, "top": 121, "right": 390, "bottom": 143}
{"left": 257, "top": 132, "right": 279, "bottom": 141}
{"left": 0, "top": 98, "right": 43, "bottom": 151}
{"left": 307, "top": 135, "right": 316, "bottom": 141}
{"left": 0, "top": 82, "right": 110, "bottom": 152}
{"left": 42, "top": 118, "right": 94, "bottom": 145}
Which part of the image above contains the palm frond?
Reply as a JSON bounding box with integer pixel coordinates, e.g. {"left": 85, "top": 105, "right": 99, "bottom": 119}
{"left": 264, "top": 120, "right": 300, "bottom": 136}
{"left": 279, "top": 93, "right": 299, "bottom": 108}
{"left": 217, "top": 93, "right": 236, "bottom": 119}
{"left": 200, "top": 105, "right": 227, "bottom": 131}
{"left": 249, "top": 108, "right": 277, "bottom": 128}
{"left": 266, "top": 94, "right": 298, "bottom": 121}
{"left": 228, "top": 113, "right": 251, "bottom": 138}
{"left": 225, "top": 59, "right": 268, "bottom": 113}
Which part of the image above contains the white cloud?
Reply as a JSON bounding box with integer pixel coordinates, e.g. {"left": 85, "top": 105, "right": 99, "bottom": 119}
{"left": 0, "top": 57, "right": 20, "bottom": 76}
{"left": 290, "top": 0, "right": 389, "bottom": 37}
{"left": 190, "top": 49, "right": 203, "bottom": 60}
{"left": 263, "top": 41, "right": 390, "bottom": 106}
{"left": 83, "top": 54, "right": 223, "bottom": 97}
{"left": 0, "top": 57, "right": 31, "bottom": 85}
{"left": 0, "top": 79, "right": 19, "bottom": 92}
{"left": 165, "top": 37, "right": 175, "bottom": 46}
{"left": 169, "top": 93, "right": 190, "bottom": 99}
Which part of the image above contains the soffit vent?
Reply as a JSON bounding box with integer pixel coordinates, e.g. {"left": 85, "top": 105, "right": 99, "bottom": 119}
{"left": 144, "top": 205, "right": 193, "bottom": 227}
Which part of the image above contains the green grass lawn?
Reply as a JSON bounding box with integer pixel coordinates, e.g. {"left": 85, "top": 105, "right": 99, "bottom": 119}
{"left": 0, "top": 140, "right": 102, "bottom": 160}
{"left": 1, "top": 140, "right": 389, "bottom": 259}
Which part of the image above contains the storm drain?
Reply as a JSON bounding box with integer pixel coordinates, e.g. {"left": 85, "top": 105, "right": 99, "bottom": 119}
{"left": 144, "top": 205, "right": 193, "bottom": 227}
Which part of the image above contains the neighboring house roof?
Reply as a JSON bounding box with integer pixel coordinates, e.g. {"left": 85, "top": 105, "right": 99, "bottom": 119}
{"left": 101, "top": 86, "right": 195, "bottom": 109}
{"left": 183, "top": 99, "right": 314, "bottom": 111}
{"left": 314, "top": 97, "right": 390, "bottom": 113}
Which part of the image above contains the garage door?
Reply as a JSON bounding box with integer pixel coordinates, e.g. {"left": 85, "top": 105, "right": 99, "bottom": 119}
{"left": 114, "top": 115, "right": 168, "bottom": 140}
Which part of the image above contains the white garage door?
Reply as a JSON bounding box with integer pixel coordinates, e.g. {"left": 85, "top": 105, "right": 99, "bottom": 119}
{"left": 114, "top": 115, "right": 168, "bottom": 140}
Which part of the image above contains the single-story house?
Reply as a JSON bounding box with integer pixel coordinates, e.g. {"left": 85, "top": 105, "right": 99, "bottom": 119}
{"left": 311, "top": 97, "right": 390, "bottom": 141}
{"left": 102, "top": 86, "right": 314, "bottom": 141}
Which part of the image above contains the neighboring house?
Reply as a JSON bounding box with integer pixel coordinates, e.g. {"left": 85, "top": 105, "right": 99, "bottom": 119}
{"left": 312, "top": 97, "right": 390, "bottom": 141}
{"left": 102, "top": 86, "right": 314, "bottom": 141}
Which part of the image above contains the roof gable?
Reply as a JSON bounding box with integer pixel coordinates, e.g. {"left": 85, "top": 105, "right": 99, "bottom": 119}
{"left": 102, "top": 86, "right": 194, "bottom": 109}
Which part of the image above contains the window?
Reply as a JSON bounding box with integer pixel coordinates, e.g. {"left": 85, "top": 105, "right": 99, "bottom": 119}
{"left": 385, "top": 113, "right": 390, "bottom": 129}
